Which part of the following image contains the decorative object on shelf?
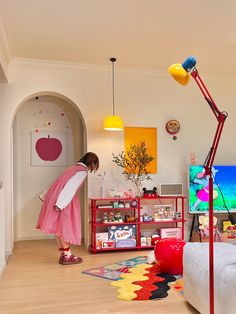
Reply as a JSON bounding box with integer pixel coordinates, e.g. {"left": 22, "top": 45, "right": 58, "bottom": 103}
{"left": 124, "top": 189, "right": 134, "bottom": 198}
{"left": 157, "top": 183, "right": 183, "bottom": 196}
{"left": 109, "top": 185, "right": 123, "bottom": 198}
{"left": 160, "top": 227, "right": 182, "bottom": 239}
{"left": 114, "top": 210, "right": 123, "bottom": 222}
{"left": 124, "top": 215, "right": 136, "bottom": 222}
{"left": 175, "top": 211, "right": 182, "bottom": 219}
{"left": 153, "top": 204, "right": 174, "bottom": 221}
{"left": 165, "top": 119, "right": 180, "bottom": 140}
{"left": 97, "top": 171, "right": 106, "bottom": 198}
{"left": 142, "top": 213, "right": 153, "bottom": 222}
{"left": 103, "top": 212, "right": 108, "bottom": 223}
{"left": 118, "top": 201, "right": 125, "bottom": 208}
{"left": 102, "top": 241, "right": 115, "bottom": 248}
{"left": 130, "top": 199, "right": 138, "bottom": 208}
{"left": 142, "top": 187, "right": 157, "bottom": 198}
{"left": 107, "top": 212, "right": 114, "bottom": 222}
{"left": 151, "top": 234, "right": 160, "bottom": 246}
{"left": 112, "top": 141, "right": 154, "bottom": 196}
{"left": 104, "top": 57, "right": 123, "bottom": 131}
{"left": 116, "top": 239, "right": 136, "bottom": 248}
{"left": 96, "top": 232, "right": 109, "bottom": 249}
{"left": 112, "top": 200, "right": 119, "bottom": 208}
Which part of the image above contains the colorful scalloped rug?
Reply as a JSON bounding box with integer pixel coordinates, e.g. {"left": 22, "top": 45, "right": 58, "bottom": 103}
{"left": 111, "top": 263, "right": 178, "bottom": 301}
{"left": 82, "top": 256, "right": 183, "bottom": 301}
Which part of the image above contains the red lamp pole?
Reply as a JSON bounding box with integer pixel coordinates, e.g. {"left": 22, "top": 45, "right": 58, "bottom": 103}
{"left": 190, "top": 68, "right": 227, "bottom": 314}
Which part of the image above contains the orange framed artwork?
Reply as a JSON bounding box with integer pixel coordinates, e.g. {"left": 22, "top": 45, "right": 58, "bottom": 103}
{"left": 124, "top": 127, "right": 157, "bottom": 174}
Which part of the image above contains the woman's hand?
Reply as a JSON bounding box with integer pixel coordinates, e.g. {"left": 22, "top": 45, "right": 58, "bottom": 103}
{"left": 54, "top": 205, "right": 63, "bottom": 212}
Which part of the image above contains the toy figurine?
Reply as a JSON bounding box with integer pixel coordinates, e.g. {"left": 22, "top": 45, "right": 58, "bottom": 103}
{"left": 103, "top": 212, "right": 108, "bottom": 223}
{"left": 108, "top": 211, "right": 114, "bottom": 222}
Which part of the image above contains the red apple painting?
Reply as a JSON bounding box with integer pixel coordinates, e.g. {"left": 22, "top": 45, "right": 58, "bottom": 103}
{"left": 35, "top": 135, "right": 62, "bottom": 161}
{"left": 31, "top": 131, "right": 67, "bottom": 166}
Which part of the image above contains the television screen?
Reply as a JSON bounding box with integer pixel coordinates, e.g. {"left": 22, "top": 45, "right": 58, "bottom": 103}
{"left": 189, "top": 165, "right": 236, "bottom": 213}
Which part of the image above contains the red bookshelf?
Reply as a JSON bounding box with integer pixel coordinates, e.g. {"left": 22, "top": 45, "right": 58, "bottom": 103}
{"left": 89, "top": 196, "right": 186, "bottom": 253}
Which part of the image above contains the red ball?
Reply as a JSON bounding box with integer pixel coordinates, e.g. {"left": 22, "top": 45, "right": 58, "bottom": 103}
{"left": 154, "top": 238, "right": 186, "bottom": 275}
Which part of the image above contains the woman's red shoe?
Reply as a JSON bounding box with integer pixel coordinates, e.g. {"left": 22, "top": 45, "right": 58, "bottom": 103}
{"left": 61, "top": 254, "right": 83, "bottom": 265}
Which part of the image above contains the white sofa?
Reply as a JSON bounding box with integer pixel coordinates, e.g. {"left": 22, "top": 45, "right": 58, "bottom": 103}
{"left": 183, "top": 242, "right": 236, "bottom": 314}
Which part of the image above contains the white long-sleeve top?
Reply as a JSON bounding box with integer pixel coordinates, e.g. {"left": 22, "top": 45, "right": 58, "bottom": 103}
{"left": 55, "top": 163, "right": 87, "bottom": 209}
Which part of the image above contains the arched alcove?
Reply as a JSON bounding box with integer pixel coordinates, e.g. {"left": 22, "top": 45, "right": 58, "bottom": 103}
{"left": 11, "top": 92, "right": 88, "bottom": 248}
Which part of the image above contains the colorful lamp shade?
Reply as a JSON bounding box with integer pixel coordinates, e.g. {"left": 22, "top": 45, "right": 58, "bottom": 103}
{"left": 168, "top": 63, "right": 190, "bottom": 85}
{"left": 104, "top": 57, "right": 123, "bottom": 131}
{"left": 104, "top": 115, "right": 123, "bottom": 131}
{"left": 168, "top": 56, "right": 196, "bottom": 86}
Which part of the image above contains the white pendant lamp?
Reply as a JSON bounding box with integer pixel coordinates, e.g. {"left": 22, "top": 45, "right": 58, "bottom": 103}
{"left": 104, "top": 57, "right": 123, "bottom": 131}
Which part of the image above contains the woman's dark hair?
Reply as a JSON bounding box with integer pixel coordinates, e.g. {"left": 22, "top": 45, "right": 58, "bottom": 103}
{"left": 78, "top": 152, "right": 99, "bottom": 172}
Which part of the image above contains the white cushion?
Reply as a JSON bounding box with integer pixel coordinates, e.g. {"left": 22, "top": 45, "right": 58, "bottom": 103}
{"left": 183, "top": 242, "right": 236, "bottom": 314}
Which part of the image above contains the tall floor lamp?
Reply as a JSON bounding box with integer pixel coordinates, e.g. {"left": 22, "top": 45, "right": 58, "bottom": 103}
{"left": 168, "top": 56, "right": 228, "bottom": 314}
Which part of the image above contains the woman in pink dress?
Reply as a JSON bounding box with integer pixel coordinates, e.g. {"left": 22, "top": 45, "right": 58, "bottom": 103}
{"left": 36, "top": 152, "right": 99, "bottom": 265}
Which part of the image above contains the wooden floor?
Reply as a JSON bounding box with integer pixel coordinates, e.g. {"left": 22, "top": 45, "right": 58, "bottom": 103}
{"left": 0, "top": 240, "right": 199, "bottom": 314}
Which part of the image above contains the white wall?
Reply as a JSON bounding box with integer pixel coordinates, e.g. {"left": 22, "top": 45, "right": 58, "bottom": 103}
{"left": 0, "top": 59, "right": 236, "bottom": 264}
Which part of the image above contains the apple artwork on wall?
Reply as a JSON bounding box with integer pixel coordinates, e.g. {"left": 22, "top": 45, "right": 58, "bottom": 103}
{"left": 31, "top": 131, "right": 67, "bottom": 166}
{"left": 36, "top": 135, "right": 62, "bottom": 161}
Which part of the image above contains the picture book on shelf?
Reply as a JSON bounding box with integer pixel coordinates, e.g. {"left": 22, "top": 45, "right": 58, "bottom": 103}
{"left": 108, "top": 225, "right": 136, "bottom": 241}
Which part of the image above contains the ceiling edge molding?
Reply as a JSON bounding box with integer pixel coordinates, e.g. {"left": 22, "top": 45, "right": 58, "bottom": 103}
{"left": 10, "top": 57, "right": 236, "bottom": 81}
{"left": 11, "top": 57, "right": 167, "bottom": 77}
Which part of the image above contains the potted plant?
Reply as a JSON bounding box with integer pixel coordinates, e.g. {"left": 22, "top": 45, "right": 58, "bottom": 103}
{"left": 112, "top": 141, "right": 154, "bottom": 197}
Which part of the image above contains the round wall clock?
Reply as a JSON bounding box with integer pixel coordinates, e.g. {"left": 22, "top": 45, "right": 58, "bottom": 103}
{"left": 165, "top": 120, "right": 180, "bottom": 135}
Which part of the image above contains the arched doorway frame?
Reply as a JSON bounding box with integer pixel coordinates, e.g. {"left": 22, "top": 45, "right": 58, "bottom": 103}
{"left": 9, "top": 91, "right": 89, "bottom": 255}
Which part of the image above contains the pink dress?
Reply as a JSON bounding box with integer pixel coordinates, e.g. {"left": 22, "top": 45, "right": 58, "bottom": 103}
{"left": 36, "top": 163, "right": 87, "bottom": 245}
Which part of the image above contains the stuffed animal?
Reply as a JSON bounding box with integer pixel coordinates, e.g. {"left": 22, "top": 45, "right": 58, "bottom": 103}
{"left": 124, "top": 189, "right": 134, "bottom": 198}
{"left": 143, "top": 187, "right": 157, "bottom": 198}
{"left": 199, "top": 214, "right": 222, "bottom": 241}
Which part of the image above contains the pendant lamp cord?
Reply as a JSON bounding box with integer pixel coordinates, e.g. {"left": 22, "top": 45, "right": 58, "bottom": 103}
{"left": 110, "top": 57, "right": 116, "bottom": 116}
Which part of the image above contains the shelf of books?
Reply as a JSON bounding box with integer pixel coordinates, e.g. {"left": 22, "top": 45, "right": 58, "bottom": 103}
{"left": 89, "top": 196, "right": 186, "bottom": 253}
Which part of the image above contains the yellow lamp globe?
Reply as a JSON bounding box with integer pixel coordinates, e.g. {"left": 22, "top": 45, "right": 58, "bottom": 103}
{"left": 168, "top": 63, "right": 190, "bottom": 86}
{"left": 104, "top": 115, "right": 123, "bottom": 131}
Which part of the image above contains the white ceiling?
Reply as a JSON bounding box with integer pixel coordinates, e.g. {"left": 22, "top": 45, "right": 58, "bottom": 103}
{"left": 0, "top": 0, "right": 236, "bottom": 75}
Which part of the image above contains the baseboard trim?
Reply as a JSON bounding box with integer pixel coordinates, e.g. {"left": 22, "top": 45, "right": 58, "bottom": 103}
{"left": 15, "top": 235, "right": 55, "bottom": 241}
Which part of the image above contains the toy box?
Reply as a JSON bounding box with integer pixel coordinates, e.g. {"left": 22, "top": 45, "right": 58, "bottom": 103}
{"left": 160, "top": 227, "right": 182, "bottom": 239}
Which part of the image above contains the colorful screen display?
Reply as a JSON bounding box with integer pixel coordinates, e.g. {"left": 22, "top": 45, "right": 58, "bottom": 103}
{"left": 189, "top": 165, "right": 236, "bottom": 213}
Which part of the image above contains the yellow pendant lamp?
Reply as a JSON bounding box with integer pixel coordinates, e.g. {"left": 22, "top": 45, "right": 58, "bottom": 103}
{"left": 104, "top": 57, "right": 123, "bottom": 131}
